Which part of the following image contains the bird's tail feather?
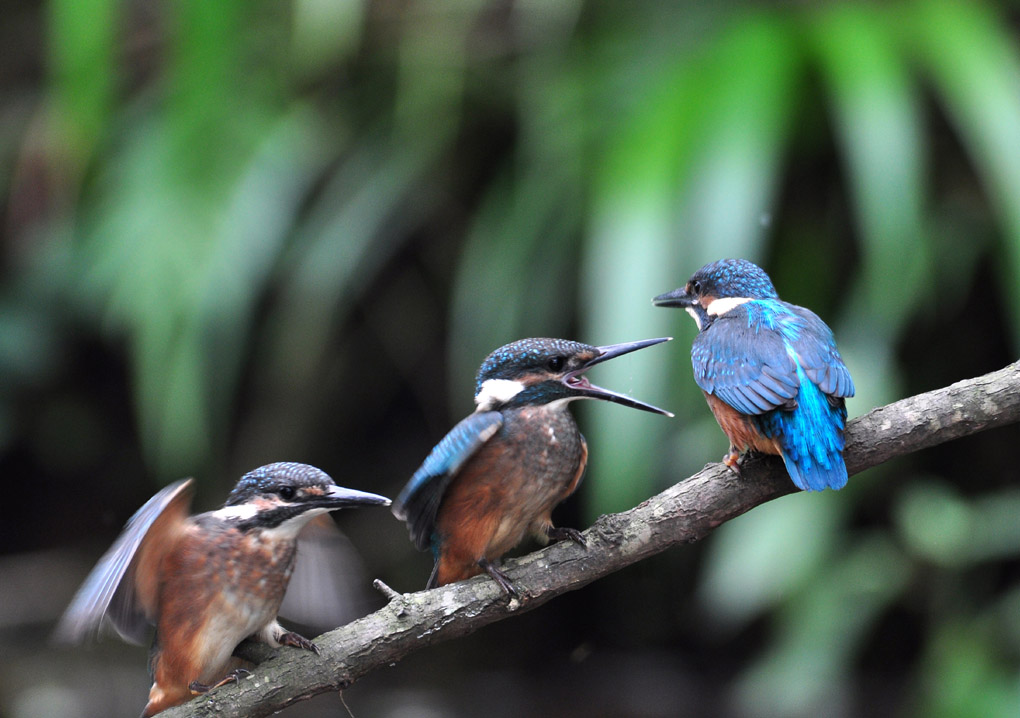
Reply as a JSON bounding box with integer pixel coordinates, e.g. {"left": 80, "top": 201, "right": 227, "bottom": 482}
{"left": 781, "top": 451, "right": 848, "bottom": 491}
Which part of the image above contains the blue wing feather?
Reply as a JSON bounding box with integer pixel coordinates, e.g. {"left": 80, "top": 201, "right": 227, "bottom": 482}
{"left": 393, "top": 412, "right": 503, "bottom": 551}
{"left": 53, "top": 479, "right": 194, "bottom": 645}
{"left": 691, "top": 308, "right": 799, "bottom": 416}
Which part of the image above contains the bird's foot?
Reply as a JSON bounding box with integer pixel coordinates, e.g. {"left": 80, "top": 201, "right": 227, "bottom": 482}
{"left": 279, "top": 630, "right": 319, "bottom": 655}
{"left": 189, "top": 668, "right": 252, "bottom": 695}
{"left": 546, "top": 525, "right": 587, "bottom": 548}
{"left": 722, "top": 447, "right": 743, "bottom": 475}
{"left": 478, "top": 558, "right": 519, "bottom": 600}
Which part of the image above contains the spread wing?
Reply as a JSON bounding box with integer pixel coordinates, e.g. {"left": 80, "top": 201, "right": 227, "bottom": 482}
{"left": 278, "top": 514, "right": 371, "bottom": 631}
{"left": 53, "top": 479, "right": 194, "bottom": 646}
{"left": 692, "top": 303, "right": 853, "bottom": 415}
{"left": 392, "top": 411, "right": 503, "bottom": 551}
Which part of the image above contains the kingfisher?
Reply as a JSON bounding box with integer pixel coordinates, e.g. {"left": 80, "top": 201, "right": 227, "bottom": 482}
{"left": 55, "top": 462, "right": 390, "bottom": 717}
{"left": 392, "top": 337, "right": 672, "bottom": 597}
{"left": 653, "top": 258, "right": 854, "bottom": 491}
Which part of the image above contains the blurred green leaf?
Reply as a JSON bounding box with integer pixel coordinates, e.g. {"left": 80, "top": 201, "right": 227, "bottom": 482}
{"left": 699, "top": 493, "right": 843, "bottom": 628}
{"left": 290, "top": 0, "right": 366, "bottom": 76}
{"left": 813, "top": 3, "right": 930, "bottom": 336}
{"left": 47, "top": 0, "right": 116, "bottom": 164}
{"left": 736, "top": 533, "right": 911, "bottom": 717}
{"left": 897, "top": 482, "right": 1020, "bottom": 566}
{"left": 895, "top": 480, "right": 972, "bottom": 567}
{"left": 918, "top": 621, "right": 1020, "bottom": 718}
{"left": 910, "top": 0, "right": 1020, "bottom": 349}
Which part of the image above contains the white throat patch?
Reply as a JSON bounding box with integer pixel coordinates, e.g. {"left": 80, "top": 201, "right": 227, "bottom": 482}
{"left": 685, "top": 306, "right": 703, "bottom": 331}
{"left": 706, "top": 296, "right": 752, "bottom": 317}
{"left": 263, "top": 507, "right": 328, "bottom": 541}
{"left": 474, "top": 378, "right": 525, "bottom": 411}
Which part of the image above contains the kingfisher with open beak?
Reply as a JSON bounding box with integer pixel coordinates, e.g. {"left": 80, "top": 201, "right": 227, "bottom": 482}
{"left": 55, "top": 462, "right": 390, "bottom": 717}
{"left": 654, "top": 258, "right": 855, "bottom": 491}
{"left": 392, "top": 337, "right": 673, "bottom": 597}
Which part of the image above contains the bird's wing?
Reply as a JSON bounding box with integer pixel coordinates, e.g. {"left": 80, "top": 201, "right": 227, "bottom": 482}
{"left": 693, "top": 304, "right": 854, "bottom": 415}
{"left": 691, "top": 311, "right": 801, "bottom": 416}
{"left": 392, "top": 411, "right": 504, "bottom": 551}
{"left": 278, "top": 514, "right": 371, "bottom": 631}
{"left": 786, "top": 306, "right": 855, "bottom": 399}
{"left": 53, "top": 479, "right": 194, "bottom": 646}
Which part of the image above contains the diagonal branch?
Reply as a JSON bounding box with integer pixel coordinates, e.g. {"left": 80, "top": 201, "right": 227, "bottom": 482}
{"left": 164, "top": 361, "right": 1020, "bottom": 718}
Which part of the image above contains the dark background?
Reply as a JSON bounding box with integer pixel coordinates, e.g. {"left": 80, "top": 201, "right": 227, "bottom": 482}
{"left": 2, "top": 1, "right": 1020, "bottom": 716}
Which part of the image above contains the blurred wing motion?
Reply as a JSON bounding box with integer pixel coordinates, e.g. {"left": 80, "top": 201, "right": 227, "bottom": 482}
{"left": 278, "top": 514, "right": 372, "bottom": 632}
{"left": 392, "top": 411, "right": 503, "bottom": 551}
{"left": 53, "top": 479, "right": 194, "bottom": 645}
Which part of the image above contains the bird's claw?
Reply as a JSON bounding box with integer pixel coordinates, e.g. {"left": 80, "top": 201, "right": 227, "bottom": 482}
{"left": 279, "top": 630, "right": 319, "bottom": 655}
{"left": 478, "top": 558, "right": 520, "bottom": 600}
{"left": 546, "top": 526, "right": 587, "bottom": 548}
{"left": 189, "top": 668, "right": 252, "bottom": 695}
{"left": 723, "top": 448, "right": 743, "bottom": 475}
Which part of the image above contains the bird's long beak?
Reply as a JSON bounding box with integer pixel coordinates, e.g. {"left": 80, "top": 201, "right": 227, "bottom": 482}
{"left": 563, "top": 337, "right": 674, "bottom": 416}
{"left": 322, "top": 485, "right": 391, "bottom": 508}
{"left": 652, "top": 287, "right": 695, "bottom": 307}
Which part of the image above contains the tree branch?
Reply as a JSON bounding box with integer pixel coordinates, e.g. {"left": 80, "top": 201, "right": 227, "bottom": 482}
{"left": 164, "top": 361, "right": 1020, "bottom": 718}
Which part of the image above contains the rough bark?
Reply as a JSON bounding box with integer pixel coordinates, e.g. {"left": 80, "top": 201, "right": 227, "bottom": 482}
{"left": 162, "top": 361, "right": 1020, "bottom": 718}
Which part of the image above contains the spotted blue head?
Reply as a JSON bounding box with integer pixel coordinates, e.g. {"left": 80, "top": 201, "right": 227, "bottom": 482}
{"left": 472, "top": 337, "right": 673, "bottom": 416}
{"left": 653, "top": 258, "right": 778, "bottom": 330}
{"left": 223, "top": 462, "right": 389, "bottom": 522}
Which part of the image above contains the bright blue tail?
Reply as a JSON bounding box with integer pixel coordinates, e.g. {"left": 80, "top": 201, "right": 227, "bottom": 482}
{"left": 780, "top": 448, "right": 848, "bottom": 491}
{"left": 756, "top": 368, "right": 849, "bottom": 492}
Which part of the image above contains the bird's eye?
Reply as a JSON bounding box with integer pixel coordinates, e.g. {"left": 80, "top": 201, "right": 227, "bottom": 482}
{"left": 691, "top": 280, "right": 702, "bottom": 294}
{"left": 547, "top": 356, "right": 565, "bottom": 372}
{"left": 278, "top": 486, "right": 296, "bottom": 500}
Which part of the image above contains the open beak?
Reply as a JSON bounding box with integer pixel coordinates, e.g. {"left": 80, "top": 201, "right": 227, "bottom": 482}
{"left": 562, "top": 337, "right": 674, "bottom": 417}
{"left": 322, "top": 485, "right": 391, "bottom": 508}
{"left": 652, "top": 287, "right": 696, "bottom": 307}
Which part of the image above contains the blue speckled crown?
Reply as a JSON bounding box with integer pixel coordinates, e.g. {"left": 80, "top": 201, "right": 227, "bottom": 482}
{"left": 693, "top": 258, "right": 778, "bottom": 299}
{"left": 225, "top": 462, "right": 333, "bottom": 505}
{"left": 475, "top": 338, "right": 592, "bottom": 395}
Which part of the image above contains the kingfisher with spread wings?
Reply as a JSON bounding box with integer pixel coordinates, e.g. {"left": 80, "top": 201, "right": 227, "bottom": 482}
{"left": 55, "top": 462, "right": 389, "bottom": 716}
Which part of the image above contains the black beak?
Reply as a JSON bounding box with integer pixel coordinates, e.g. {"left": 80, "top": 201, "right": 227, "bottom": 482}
{"left": 652, "top": 287, "right": 696, "bottom": 307}
{"left": 321, "top": 485, "right": 391, "bottom": 508}
{"left": 562, "top": 337, "right": 674, "bottom": 417}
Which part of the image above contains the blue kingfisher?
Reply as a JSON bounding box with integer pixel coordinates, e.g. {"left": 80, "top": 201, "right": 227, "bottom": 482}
{"left": 654, "top": 258, "right": 855, "bottom": 491}
{"left": 392, "top": 337, "right": 673, "bottom": 597}
{"left": 55, "top": 462, "right": 390, "bottom": 717}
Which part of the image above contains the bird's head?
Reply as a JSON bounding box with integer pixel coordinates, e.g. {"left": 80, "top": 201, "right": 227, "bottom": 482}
{"left": 218, "top": 462, "right": 390, "bottom": 539}
{"left": 472, "top": 337, "right": 672, "bottom": 416}
{"left": 653, "top": 258, "right": 778, "bottom": 330}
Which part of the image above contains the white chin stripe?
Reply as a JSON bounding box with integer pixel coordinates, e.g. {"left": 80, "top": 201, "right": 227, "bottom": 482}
{"left": 706, "top": 296, "right": 752, "bottom": 317}
{"left": 475, "top": 378, "right": 525, "bottom": 410}
{"left": 684, "top": 306, "right": 703, "bottom": 331}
